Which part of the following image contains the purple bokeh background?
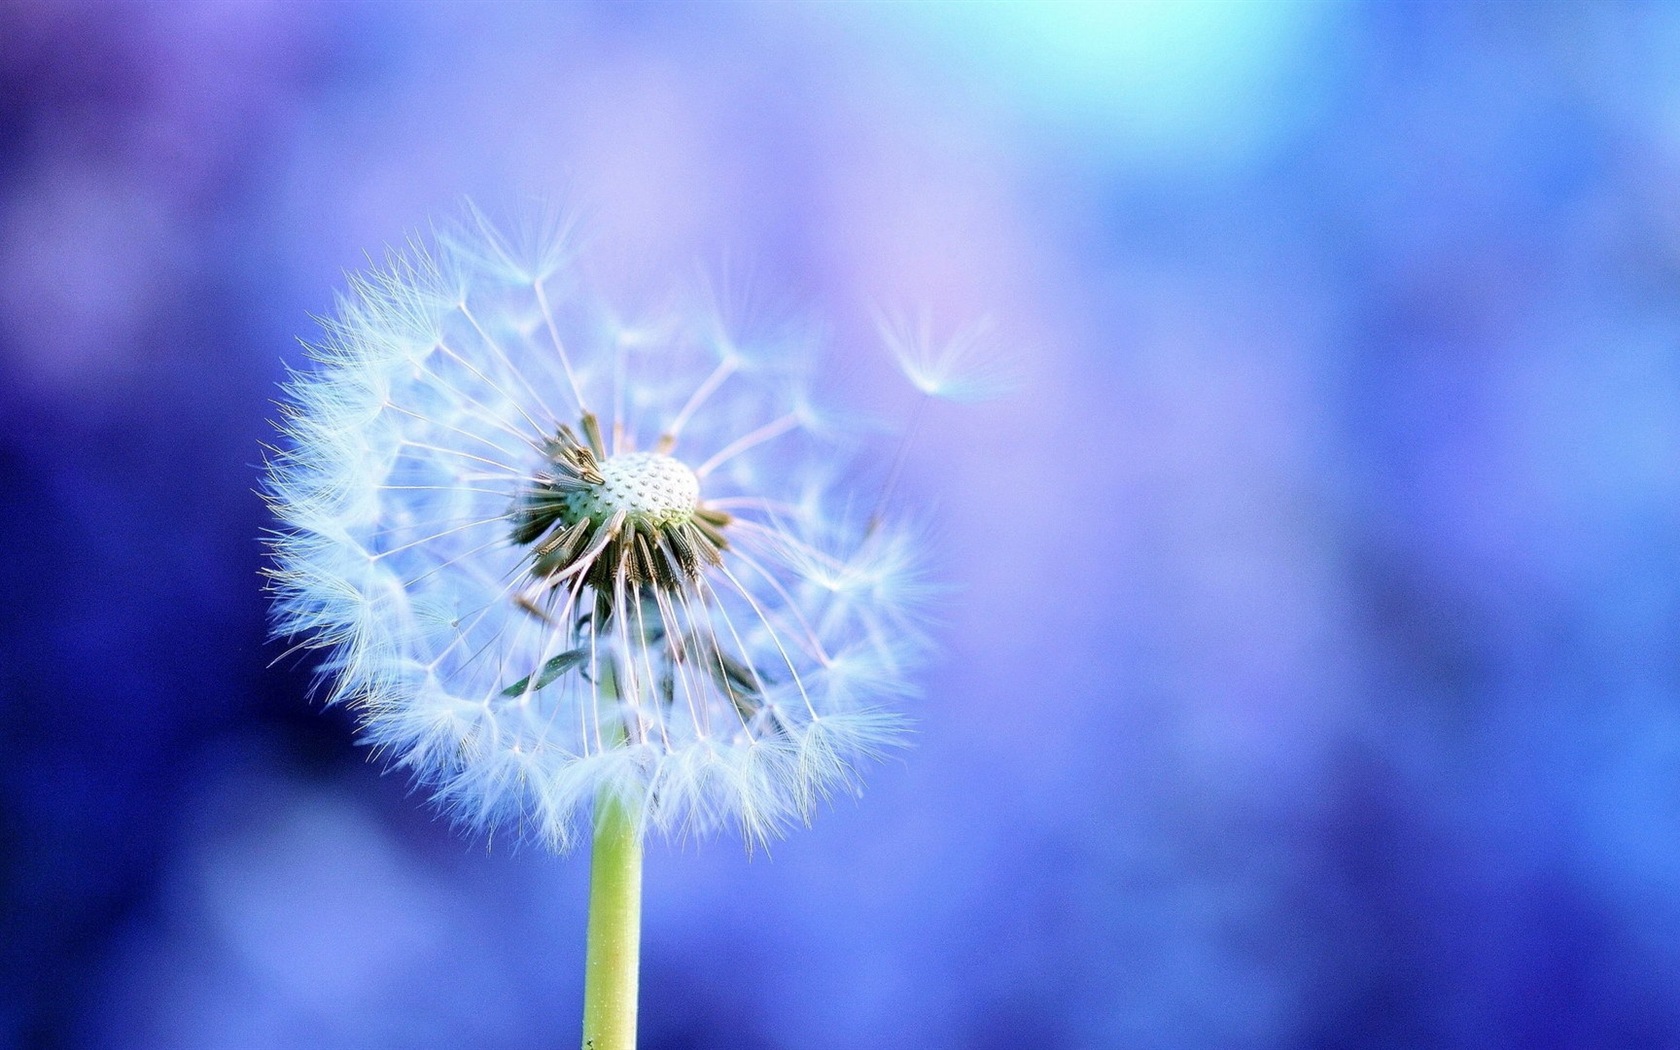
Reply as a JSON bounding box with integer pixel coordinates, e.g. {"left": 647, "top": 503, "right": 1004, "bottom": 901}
{"left": 4, "top": 2, "right": 1680, "bottom": 1047}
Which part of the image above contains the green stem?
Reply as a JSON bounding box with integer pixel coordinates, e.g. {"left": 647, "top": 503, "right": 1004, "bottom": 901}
{"left": 582, "top": 790, "right": 643, "bottom": 1050}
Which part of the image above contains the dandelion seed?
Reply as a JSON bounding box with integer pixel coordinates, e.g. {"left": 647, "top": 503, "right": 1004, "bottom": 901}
{"left": 876, "top": 308, "right": 1016, "bottom": 404}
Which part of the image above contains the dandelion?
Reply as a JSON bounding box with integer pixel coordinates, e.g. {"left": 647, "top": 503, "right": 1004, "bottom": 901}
{"left": 263, "top": 207, "right": 953, "bottom": 1049}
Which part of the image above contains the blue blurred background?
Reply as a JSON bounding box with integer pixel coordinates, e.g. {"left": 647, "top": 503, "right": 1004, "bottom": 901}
{"left": 4, "top": 1, "right": 1680, "bottom": 1047}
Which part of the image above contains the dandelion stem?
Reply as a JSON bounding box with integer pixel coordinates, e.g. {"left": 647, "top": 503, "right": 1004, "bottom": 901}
{"left": 582, "top": 789, "right": 643, "bottom": 1050}
{"left": 868, "top": 392, "right": 930, "bottom": 533}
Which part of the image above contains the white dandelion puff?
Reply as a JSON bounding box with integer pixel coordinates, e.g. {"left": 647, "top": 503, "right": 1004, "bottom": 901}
{"left": 264, "top": 210, "right": 935, "bottom": 851}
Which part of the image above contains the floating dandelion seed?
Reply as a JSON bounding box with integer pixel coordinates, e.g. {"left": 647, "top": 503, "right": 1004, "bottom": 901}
{"left": 264, "top": 210, "right": 934, "bottom": 849}
{"left": 876, "top": 308, "right": 1016, "bottom": 405}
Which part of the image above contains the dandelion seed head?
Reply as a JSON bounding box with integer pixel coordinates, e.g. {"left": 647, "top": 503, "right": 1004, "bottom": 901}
{"left": 266, "top": 208, "right": 936, "bottom": 849}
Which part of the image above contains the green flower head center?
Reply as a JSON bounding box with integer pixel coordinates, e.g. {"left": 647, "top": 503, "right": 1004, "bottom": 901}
{"left": 562, "top": 452, "right": 700, "bottom": 529}
{"left": 512, "top": 423, "right": 729, "bottom": 601}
